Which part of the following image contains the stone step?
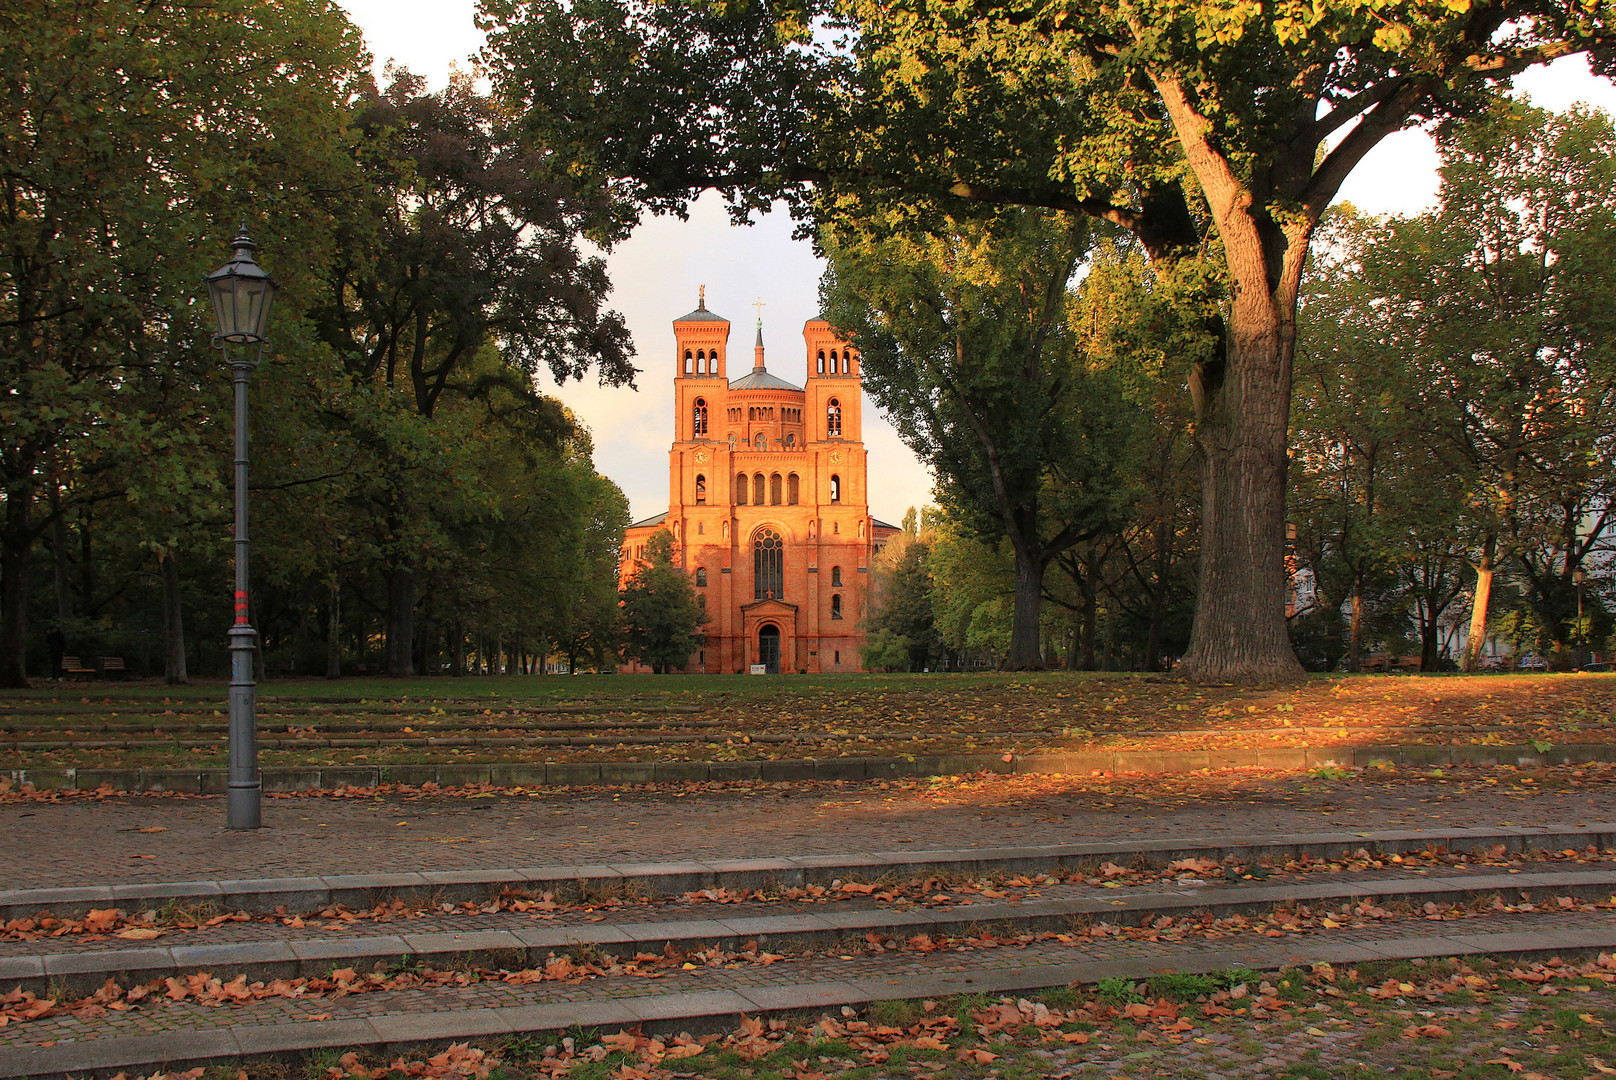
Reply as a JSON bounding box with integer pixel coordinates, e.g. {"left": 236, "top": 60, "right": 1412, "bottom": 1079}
{"left": 2, "top": 907, "right": 1612, "bottom": 1080}
{"left": 7, "top": 743, "right": 1614, "bottom": 795}
{"left": 3, "top": 823, "right": 1608, "bottom": 922}
{"left": 6, "top": 862, "right": 1612, "bottom": 998}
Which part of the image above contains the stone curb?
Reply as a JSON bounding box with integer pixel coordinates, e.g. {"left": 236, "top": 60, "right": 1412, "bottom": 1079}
{"left": 2, "top": 823, "right": 1609, "bottom": 921}
{"left": 6, "top": 865, "right": 1615, "bottom": 999}
{"left": 3, "top": 742, "right": 1609, "bottom": 794}
{"left": 5, "top": 925, "right": 1616, "bottom": 1080}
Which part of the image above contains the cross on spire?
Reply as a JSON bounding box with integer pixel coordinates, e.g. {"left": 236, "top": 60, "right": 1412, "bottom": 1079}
{"left": 753, "top": 297, "right": 765, "bottom": 324}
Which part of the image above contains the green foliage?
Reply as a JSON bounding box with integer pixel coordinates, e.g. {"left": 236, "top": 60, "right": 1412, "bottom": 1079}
{"left": 618, "top": 530, "right": 706, "bottom": 674}
{"left": 866, "top": 508, "right": 946, "bottom": 671}
{"left": 822, "top": 207, "right": 1141, "bottom": 669}
{"left": 1095, "top": 977, "right": 1145, "bottom": 1004}
{"left": 480, "top": 0, "right": 1616, "bottom": 681}
{"left": 1295, "top": 100, "right": 1616, "bottom": 672}
{"left": 2, "top": 7, "right": 635, "bottom": 683}
{"left": 860, "top": 629, "right": 913, "bottom": 673}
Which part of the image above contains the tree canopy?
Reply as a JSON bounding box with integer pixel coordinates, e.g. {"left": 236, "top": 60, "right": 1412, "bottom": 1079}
{"left": 481, "top": 0, "right": 1616, "bottom": 681}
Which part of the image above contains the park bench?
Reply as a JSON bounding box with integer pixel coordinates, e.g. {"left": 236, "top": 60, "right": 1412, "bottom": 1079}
{"left": 98, "top": 656, "right": 130, "bottom": 680}
{"left": 58, "top": 655, "right": 96, "bottom": 679}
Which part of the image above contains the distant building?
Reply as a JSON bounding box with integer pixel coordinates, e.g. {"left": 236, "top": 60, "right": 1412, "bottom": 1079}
{"left": 618, "top": 294, "right": 898, "bottom": 673}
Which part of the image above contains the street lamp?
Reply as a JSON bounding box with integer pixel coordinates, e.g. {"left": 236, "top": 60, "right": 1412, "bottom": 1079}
{"left": 205, "top": 224, "right": 276, "bottom": 830}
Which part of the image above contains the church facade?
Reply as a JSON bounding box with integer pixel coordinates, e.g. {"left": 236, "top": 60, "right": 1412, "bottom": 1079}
{"left": 617, "top": 296, "right": 898, "bottom": 674}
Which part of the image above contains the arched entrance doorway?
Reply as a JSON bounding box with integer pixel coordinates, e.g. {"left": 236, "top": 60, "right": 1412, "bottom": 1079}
{"left": 757, "top": 624, "right": 781, "bottom": 675}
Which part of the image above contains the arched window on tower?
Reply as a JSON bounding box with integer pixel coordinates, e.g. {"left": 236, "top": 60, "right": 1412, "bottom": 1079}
{"left": 695, "top": 474, "right": 706, "bottom": 504}
{"left": 735, "top": 473, "right": 748, "bottom": 505}
{"left": 831, "top": 566, "right": 842, "bottom": 587}
{"left": 830, "top": 474, "right": 841, "bottom": 503}
{"left": 831, "top": 594, "right": 843, "bottom": 619}
{"left": 693, "top": 398, "right": 707, "bottom": 436}
{"left": 770, "top": 473, "right": 782, "bottom": 505}
{"left": 755, "top": 432, "right": 766, "bottom": 450}
{"left": 817, "top": 350, "right": 826, "bottom": 374}
{"left": 787, "top": 474, "right": 800, "bottom": 504}
{"left": 827, "top": 398, "right": 842, "bottom": 438}
{"left": 695, "top": 567, "right": 707, "bottom": 587}
{"left": 684, "top": 350, "right": 693, "bottom": 375}
{"left": 753, "top": 473, "right": 766, "bottom": 504}
{"left": 754, "top": 529, "right": 784, "bottom": 600}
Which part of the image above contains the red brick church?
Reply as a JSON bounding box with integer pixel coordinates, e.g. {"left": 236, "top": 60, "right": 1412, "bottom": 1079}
{"left": 618, "top": 294, "right": 899, "bottom": 673}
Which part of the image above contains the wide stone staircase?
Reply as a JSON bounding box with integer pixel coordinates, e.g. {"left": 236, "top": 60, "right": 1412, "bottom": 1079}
{"left": 2, "top": 824, "right": 1614, "bottom": 1078}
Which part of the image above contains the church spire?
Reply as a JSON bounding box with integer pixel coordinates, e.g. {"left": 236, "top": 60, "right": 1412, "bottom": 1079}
{"left": 753, "top": 298, "right": 767, "bottom": 371}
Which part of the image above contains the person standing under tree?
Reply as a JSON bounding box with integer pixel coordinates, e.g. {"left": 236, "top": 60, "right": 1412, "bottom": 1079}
{"left": 46, "top": 626, "right": 65, "bottom": 681}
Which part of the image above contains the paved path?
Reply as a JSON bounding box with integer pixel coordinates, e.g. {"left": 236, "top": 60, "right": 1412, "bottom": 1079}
{"left": 5, "top": 769, "right": 1611, "bottom": 890}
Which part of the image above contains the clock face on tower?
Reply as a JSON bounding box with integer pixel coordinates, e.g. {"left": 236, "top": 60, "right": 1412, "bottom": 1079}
{"left": 830, "top": 450, "right": 845, "bottom": 464}
{"left": 695, "top": 450, "right": 709, "bottom": 463}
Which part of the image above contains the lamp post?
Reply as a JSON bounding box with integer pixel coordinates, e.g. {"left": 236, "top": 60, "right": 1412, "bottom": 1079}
{"left": 205, "top": 225, "right": 276, "bottom": 830}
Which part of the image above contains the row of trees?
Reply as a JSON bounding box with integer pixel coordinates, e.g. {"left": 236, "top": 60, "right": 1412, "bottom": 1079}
{"left": 858, "top": 101, "right": 1615, "bottom": 674}
{"left": 479, "top": 0, "right": 1616, "bottom": 681}
{"left": 1290, "top": 101, "right": 1616, "bottom": 673}
{"left": 2, "top": 1, "right": 636, "bottom": 684}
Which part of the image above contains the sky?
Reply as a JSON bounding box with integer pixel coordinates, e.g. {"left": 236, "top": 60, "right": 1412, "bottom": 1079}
{"left": 336, "top": 0, "right": 1616, "bottom": 523}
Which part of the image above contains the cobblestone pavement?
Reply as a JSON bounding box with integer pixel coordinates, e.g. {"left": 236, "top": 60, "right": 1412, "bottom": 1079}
{"left": 5, "top": 770, "right": 1612, "bottom": 890}
{"left": 1, "top": 905, "right": 1604, "bottom": 1050}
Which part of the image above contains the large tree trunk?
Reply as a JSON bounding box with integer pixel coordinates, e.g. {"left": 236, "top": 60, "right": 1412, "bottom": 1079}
{"left": 386, "top": 567, "right": 416, "bottom": 677}
{"left": 1175, "top": 363, "right": 1304, "bottom": 680}
{"left": 1462, "top": 536, "right": 1497, "bottom": 672}
{"left": 1172, "top": 265, "right": 1305, "bottom": 683}
{"left": 161, "top": 553, "right": 188, "bottom": 685}
{"left": 0, "top": 490, "right": 33, "bottom": 688}
{"left": 1005, "top": 544, "right": 1046, "bottom": 670}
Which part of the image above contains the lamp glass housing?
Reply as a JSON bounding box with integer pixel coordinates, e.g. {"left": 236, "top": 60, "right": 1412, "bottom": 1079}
{"left": 206, "top": 229, "right": 276, "bottom": 344}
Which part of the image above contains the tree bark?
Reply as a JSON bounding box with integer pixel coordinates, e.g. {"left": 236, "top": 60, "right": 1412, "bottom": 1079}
{"left": 1462, "top": 536, "right": 1497, "bottom": 672}
{"left": 0, "top": 489, "right": 33, "bottom": 687}
{"left": 386, "top": 568, "right": 416, "bottom": 677}
{"left": 1348, "top": 587, "right": 1364, "bottom": 673}
{"left": 1153, "top": 75, "right": 1310, "bottom": 685}
{"left": 50, "top": 509, "right": 73, "bottom": 621}
{"left": 1006, "top": 544, "right": 1046, "bottom": 670}
{"left": 1174, "top": 317, "right": 1305, "bottom": 682}
{"left": 1420, "top": 610, "right": 1441, "bottom": 672}
{"left": 161, "top": 553, "right": 188, "bottom": 685}
{"left": 325, "top": 579, "right": 342, "bottom": 679}
{"left": 1080, "top": 582, "right": 1097, "bottom": 671}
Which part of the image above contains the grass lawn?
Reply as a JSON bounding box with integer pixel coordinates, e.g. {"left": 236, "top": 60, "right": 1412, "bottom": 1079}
{"left": 2, "top": 671, "right": 1613, "bottom": 771}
